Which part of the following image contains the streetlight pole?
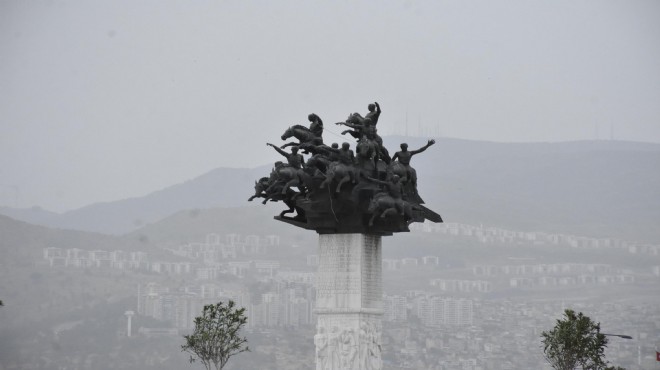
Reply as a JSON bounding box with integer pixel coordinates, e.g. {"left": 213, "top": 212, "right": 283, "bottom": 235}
{"left": 602, "top": 333, "right": 633, "bottom": 340}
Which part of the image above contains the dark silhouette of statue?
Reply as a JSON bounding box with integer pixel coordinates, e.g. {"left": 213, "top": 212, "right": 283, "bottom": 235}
{"left": 391, "top": 139, "right": 435, "bottom": 187}
{"left": 267, "top": 143, "right": 305, "bottom": 169}
{"left": 308, "top": 113, "right": 324, "bottom": 138}
{"left": 250, "top": 102, "right": 442, "bottom": 234}
{"left": 336, "top": 102, "right": 390, "bottom": 163}
{"left": 364, "top": 102, "right": 381, "bottom": 126}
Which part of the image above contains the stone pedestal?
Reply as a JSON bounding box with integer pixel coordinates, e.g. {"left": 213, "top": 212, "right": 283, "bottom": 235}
{"left": 314, "top": 234, "right": 383, "bottom": 370}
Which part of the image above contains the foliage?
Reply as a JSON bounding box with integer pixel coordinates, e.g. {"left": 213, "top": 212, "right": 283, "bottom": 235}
{"left": 541, "top": 309, "right": 622, "bottom": 370}
{"left": 181, "top": 300, "right": 249, "bottom": 370}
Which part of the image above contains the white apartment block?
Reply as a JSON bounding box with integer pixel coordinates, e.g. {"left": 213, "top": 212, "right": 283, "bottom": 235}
{"left": 383, "top": 259, "right": 401, "bottom": 270}
{"left": 415, "top": 296, "right": 473, "bottom": 327}
{"left": 422, "top": 256, "right": 440, "bottom": 265}
{"left": 384, "top": 295, "right": 408, "bottom": 322}
{"left": 429, "top": 279, "right": 492, "bottom": 293}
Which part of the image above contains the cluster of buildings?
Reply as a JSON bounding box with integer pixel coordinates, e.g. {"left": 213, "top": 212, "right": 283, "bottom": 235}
{"left": 136, "top": 280, "right": 475, "bottom": 331}
{"left": 43, "top": 247, "right": 148, "bottom": 269}
{"left": 384, "top": 293, "right": 474, "bottom": 327}
{"left": 383, "top": 298, "right": 660, "bottom": 370}
{"left": 137, "top": 282, "right": 212, "bottom": 330}
{"left": 382, "top": 256, "right": 441, "bottom": 270}
{"left": 472, "top": 262, "right": 616, "bottom": 276}
{"left": 428, "top": 279, "right": 492, "bottom": 293}
{"left": 411, "top": 222, "right": 660, "bottom": 256}
{"left": 472, "top": 263, "right": 635, "bottom": 289}
{"left": 37, "top": 227, "right": 658, "bottom": 369}
{"left": 136, "top": 277, "right": 316, "bottom": 330}
{"left": 170, "top": 233, "right": 280, "bottom": 261}
{"left": 41, "top": 232, "right": 286, "bottom": 278}
{"left": 247, "top": 280, "right": 316, "bottom": 328}
{"left": 508, "top": 274, "right": 635, "bottom": 288}
{"left": 41, "top": 246, "right": 284, "bottom": 280}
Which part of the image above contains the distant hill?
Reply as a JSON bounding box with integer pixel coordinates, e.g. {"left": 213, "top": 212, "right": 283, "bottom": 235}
{"left": 125, "top": 206, "right": 312, "bottom": 246}
{"left": 0, "top": 214, "right": 154, "bottom": 264}
{"left": 2, "top": 138, "right": 659, "bottom": 241}
{"left": 0, "top": 167, "right": 270, "bottom": 235}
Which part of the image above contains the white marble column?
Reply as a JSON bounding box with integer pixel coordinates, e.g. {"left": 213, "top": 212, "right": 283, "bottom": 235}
{"left": 314, "top": 234, "right": 383, "bottom": 370}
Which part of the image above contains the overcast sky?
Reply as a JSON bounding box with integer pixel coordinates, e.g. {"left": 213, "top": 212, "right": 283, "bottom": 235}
{"left": 1, "top": 0, "right": 659, "bottom": 212}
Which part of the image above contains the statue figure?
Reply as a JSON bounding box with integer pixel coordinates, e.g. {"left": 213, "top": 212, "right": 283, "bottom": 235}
{"left": 281, "top": 125, "right": 323, "bottom": 151}
{"left": 315, "top": 327, "right": 329, "bottom": 370}
{"left": 267, "top": 143, "right": 305, "bottom": 169}
{"left": 359, "top": 322, "right": 371, "bottom": 370}
{"left": 365, "top": 174, "right": 407, "bottom": 226}
{"left": 367, "top": 322, "right": 382, "bottom": 370}
{"left": 248, "top": 176, "right": 270, "bottom": 202}
{"left": 364, "top": 101, "right": 381, "bottom": 126}
{"left": 308, "top": 113, "right": 324, "bottom": 138}
{"left": 300, "top": 142, "right": 341, "bottom": 174}
{"left": 263, "top": 158, "right": 306, "bottom": 196}
{"left": 328, "top": 326, "right": 340, "bottom": 370}
{"left": 320, "top": 143, "right": 357, "bottom": 193}
{"left": 391, "top": 139, "right": 435, "bottom": 187}
{"left": 336, "top": 102, "right": 390, "bottom": 163}
{"left": 343, "top": 101, "right": 381, "bottom": 127}
{"left": 251, "top": 164, "right": 305, "bottom": 219}
{"left": 339, "top": 329, "right": 358, "bottom": 369}
{"left": 336, "top": 142, "right": 355, "bottom": 165}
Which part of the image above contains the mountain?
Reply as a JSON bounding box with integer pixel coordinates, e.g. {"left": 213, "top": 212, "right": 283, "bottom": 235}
{"left": 0, "top": 166, "right": 269, "bottom": 235}
{"left": 125, "top": 206, "right": 317, "bottom": 249}
{"left": 2, "top": 138, "right": 659, "bottom": 241}
{"left": 0, "top": 214, "right": 153, "bottom": 263}
{"left": 398, "top": 138, "right": 660, "bottom": 241}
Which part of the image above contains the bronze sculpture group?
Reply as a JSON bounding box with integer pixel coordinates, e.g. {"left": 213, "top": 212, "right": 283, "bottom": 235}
{"left": 249, "top": 102, "right": 442, "bottom": 234}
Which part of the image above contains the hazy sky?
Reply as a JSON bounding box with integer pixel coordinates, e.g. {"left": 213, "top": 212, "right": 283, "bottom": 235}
{"left": 1, "top": 0, "right": 659, "bottom": 212}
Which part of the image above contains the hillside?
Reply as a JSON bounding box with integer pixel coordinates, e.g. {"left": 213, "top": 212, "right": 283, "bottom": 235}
{"left": 126, "top": 205, "right": 314, "bottom": 246}
{"left": 2, "top": 138, "right": 659, "bottom": 241}
{"left": 0, "top": 214, "right": 159, "bottom": 265}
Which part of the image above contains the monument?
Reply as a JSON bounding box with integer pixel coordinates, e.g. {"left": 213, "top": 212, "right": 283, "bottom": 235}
{"left": 249, "top": 102, "right": 442, "bottom": 369}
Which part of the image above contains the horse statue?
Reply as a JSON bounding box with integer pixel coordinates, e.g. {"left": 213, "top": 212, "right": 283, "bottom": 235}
{"left": 353, "top": 138, "right": 376, "bottom": 173}
{"left": 367, "top": 193, "right": 413, "bottom": 227}
{"left": 259, "top": 180, "right": 304, "bottom": 218}
{"left": 337, "top": 116, "right": 391, "bottom": 164}
{"left": 281, "top": 125, "right": 323, "bottom": 151}
{"left": 248, "top": 177, "right": 271, "bottom": 202}
{"left": 387, "top": 161, "right": 426, "bottom": 203}
{"left": 266, "top": 165, "right": 308, "bottom": 196}
{"left": 388, "top": 161, "right": 409, "bottom": 184}
{"left": 305, "top": 154, "right": 331, "bottom": 174}
{"left": 320, "top": 162, "right": 357, "bottom": 193}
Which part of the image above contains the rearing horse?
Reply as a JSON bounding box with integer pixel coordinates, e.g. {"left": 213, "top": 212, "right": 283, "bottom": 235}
{"left": 281, "top": 125, "right": 323, "bottom": 150}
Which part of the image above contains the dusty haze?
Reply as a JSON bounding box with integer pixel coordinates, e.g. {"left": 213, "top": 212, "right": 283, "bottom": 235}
{"left": 1, "top": 0, "right": 659, "bottom": 211}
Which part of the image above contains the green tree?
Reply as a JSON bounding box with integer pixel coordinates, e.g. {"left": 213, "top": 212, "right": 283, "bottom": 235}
{"left": 182, "top": 300, "right": 249, "bottom": 370}
{"left": 541, "top": 309, "right": 624, "bottom": 370}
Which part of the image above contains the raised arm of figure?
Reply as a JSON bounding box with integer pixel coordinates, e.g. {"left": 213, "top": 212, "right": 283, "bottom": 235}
{"left": 410, "top": 139, "right": 436, "bottom": 156}
{"left": 267, "top": 143, "right": 290, "bottom": 158}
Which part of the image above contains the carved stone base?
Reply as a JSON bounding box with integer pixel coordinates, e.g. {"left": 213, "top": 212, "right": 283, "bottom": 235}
{"left": 315, "top": 234, "right": 383, "bottom": 370}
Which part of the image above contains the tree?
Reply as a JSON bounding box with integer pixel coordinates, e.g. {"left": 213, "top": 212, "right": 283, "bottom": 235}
{"left": 541, "top": 309, "right": 624, "bottom": 370}
{"left": 182, "top": 300, "right": 249, "bottom": 370}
